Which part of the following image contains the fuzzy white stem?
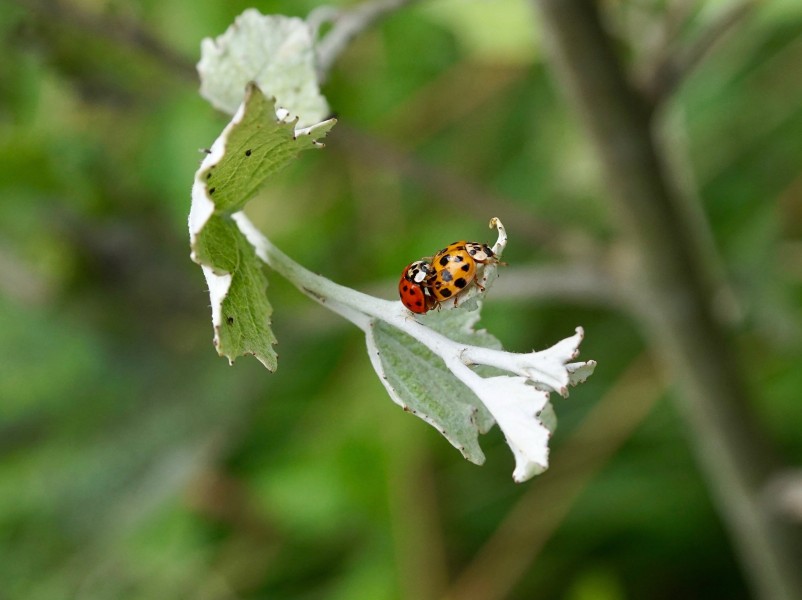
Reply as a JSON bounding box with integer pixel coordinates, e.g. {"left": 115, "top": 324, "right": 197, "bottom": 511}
{"left": 234, "top": 212, "right": 588, "bottom": 384}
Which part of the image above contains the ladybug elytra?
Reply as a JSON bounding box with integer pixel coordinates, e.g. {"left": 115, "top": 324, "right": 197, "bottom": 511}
{"left": 430, "top": 241, "right": 497, "bottom": 303}
{"left": 398, "top": 260, "right": 436, "bottom": 314}
{"left": 398, "top": 240, "right": 499, "bottom": 314}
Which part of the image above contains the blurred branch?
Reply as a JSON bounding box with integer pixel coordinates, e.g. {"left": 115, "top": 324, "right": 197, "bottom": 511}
{"left": 313, "top": 0, "right": 423, "bottom": 81}
{"left": 490, "top": 263, "right": 621, "bottom": 308}
{"left": 446, "top": 353, "right": 663, "bottom": 600}
{"left": 531, "top": 1, "right": 802, "bottom": 599}
{"left": 764, "top": 471, "right": 802, "bottom": 524}
{"left": 186, "top": 469, "right": 282, "bottom": 593}
{"left": 644, "top": 0, "right": 758, "bottom": 104}
{"left": 389, "top": 454, "right": 449, "bottom": 600}
{"left": 381, "top": 61, "right": 525, "bottom": 145}
{"left": 19, "top": 0, "right": 196, "bottom": 81}
{"left": 0, "top": 240, "right": 54, "bottom": 306}
{"left": 331, "top": 125, "right": 564, "bottom": 250}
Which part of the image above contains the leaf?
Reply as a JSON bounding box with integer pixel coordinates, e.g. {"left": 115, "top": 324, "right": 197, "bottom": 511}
{"left": 469, "top": 375, "right": 554, "bottom": 482}
{"left": 418, "top": 301, "right": 502, "bottom": 350}
{"left": 419, "top": 302, "right": 506, "bottom": 383}
{"left": 195, "top": 216, "right": 277, "bottom": 370}
{"left": 198, "top": 9, "right": 329, "bottom": 126}
{"left": 189, "top": 83, "right": 335, "bottom": 369}
{"left": 365, "top": 303, "right": 509, "bottom": 463}
{"left": 195, "top": 84, "right": 335, "bottom": 216}
{"left": 369, "top": 302, "right": 591, "bottom": 480}
{"left": 367, "top": 320, "right": 491, "bottom": 464}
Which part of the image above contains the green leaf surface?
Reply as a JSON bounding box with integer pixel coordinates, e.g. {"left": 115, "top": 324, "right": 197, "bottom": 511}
{"left": 189, "top": 83, "right": 335, "bottom": 369}
{"left": 419, "top": 304, "right": 504, "bottom": 427}
{"left": 198, "top": 9, "right": 329, "bottom": 126}
{"left": 418, "top": 301, "right": 502, "bottom": 350}
{"left": 196, "top": 216, "right": 277, "bottom": 370}
{"left": 367, "top": 305, "right": 507, "bottom": 464}
{"left": 367, "top": 320, "right": 487, "bottom": 464}
{"left": 198, "top": 84, "right": 335, "bottom": 215}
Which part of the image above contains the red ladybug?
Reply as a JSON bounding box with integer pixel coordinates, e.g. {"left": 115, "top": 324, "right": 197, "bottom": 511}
{"left": 398, "top": 260, "right": 436, "bottom": 314}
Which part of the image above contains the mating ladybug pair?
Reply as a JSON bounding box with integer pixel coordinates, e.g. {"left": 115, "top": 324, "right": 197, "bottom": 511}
{"left": 398, "top": 241, "right": 499, "bottom": 314}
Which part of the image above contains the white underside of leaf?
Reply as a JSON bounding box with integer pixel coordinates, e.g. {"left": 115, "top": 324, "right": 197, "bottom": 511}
{"left": 201, "top": 266, "right": 232, "bottom": 335}
{"left": 188, "top": 98, "right": 247, "bottom": 251}
{"left": 198, "top": 9, "right": 329, "bottom": 126}
{"left": 466, "top": 376, "right": 553, "bottom": 482}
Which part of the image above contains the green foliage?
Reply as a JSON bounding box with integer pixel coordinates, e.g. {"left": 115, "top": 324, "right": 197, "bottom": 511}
{"left": 197, "top": 215, "right": 279, "bottom": 369}
{"left": 368, "top": 318, "right": 494, "bottom": 464}
{"left": 190, "top": 85, "right": 335, "bottom": 368}
{"left": 195, "top": 91, "right": 333, "bottom": 214}
{"left": 2, "top": 0, "right": 802, "bottom": 599}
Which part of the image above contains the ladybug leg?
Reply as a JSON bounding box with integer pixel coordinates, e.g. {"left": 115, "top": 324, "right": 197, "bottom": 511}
{"left": 425, "top": 292, "right": 438, "bottom": 312}
{"left": 475, "top": 257, "right": 506, "bottom": 267}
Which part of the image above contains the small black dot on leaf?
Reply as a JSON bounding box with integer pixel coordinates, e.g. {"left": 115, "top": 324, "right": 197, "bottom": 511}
{"left": 245, "top": 149, "right": 252, "bottom": 156}
{"left": 226, "top": 316, "right": 234, "bottom": 324}
{"left": 209, "top": 187, "right": 216, "bottom": 194}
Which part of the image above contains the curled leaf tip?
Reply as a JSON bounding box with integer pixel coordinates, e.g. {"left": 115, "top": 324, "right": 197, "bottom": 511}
{"left": 489, "top": 217, "right": 508, "bottom": 256}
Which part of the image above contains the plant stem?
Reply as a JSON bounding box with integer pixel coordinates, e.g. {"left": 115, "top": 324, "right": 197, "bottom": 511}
{"left": 233, "top": 212, "right": 588, "bottom": 394}
{"left": 530, "top": 1, "right": 802, "bottom": 598}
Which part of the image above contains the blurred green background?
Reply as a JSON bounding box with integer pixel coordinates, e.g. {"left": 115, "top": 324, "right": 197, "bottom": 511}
{"left": 2, "top": 0, "right": 802, "bottom": 598}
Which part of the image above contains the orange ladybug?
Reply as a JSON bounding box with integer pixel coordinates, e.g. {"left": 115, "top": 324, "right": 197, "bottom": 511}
{"left": 430, "top": 241, "right": 497, "bottom": 303}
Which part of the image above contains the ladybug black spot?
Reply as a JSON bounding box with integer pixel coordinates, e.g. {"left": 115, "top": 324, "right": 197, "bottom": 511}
{"left": 455, "top": 278, "right": 467, "bottom": 289}
{"left": 438, "top": 256, "right": 450, "bottom": 267}
{"left": 456, "top": 245, "right": 465, "bottom": 251}
{"left": 415, "top": 300, "right": 422, "bottom": 307}
{"left": 453, "top": 255, "right": 463, "bottom": 262}
{"left": 461, "top": 263, "right": 470, "bottom": 272}
{"left": 440, "top": 288, "right": 452, "bottom": 298}
{"left": 403, "top": 285, "right": 409, "bottom": 292}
